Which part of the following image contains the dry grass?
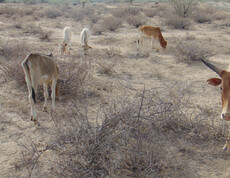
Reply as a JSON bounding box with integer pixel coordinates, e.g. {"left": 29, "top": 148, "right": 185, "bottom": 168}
{"left": 16, "top": 83, "right": 225, "bottom": 177}
{"left": 165, "top": 14, "right": 191, "bottom": 29}
{"left": 72, "top": 6, "right": 95, "bottom": 22}
{"left": 0, "top": 6, "right": 33, "bottom": 17}
{"left": 112, "top": 6, "right": 140, "bottom": 18}
{"left": 58, "top": 60, "right": 92, "bottom": 100}
{"left": 0, "top": 58, "right": 26, "bottom": 88}
{"left": 23, "top": 24, "right": 52, "bottom": 41}
{"left": 173, "top": 38, "right": 214, "bottom": 63}
{"left": 44, "top": 7, "right": 62, "bottom": 19}
{"left": 101, "top": 16, "right": 122, "bottom": 31}
{"left": 143, "top": 8, "right": 157, "bottom": 17}
{"left": 126, "top": 15, "right": 146, "bottom": 28}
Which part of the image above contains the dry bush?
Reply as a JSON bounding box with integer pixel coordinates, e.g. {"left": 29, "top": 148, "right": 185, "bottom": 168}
{"left": 165, "top": 14, "right": 191, "bottom": 29}
{"left": 193, "top": 7, "right": 214, "bottom": 24}
{"left": 96, "top": 59, "right": 118, "bottom": 76}
{"left": 0, "top": 58, "right": 26, "bottom": 88}
{"left": 0, "top": 39, "right": 29, "bottom": 61}
{"left": 143, "top": 8, "right": 157, "bottom": 17}
{"left": 0, "top": 39, "right": 29, "bottom": 88}
{"left": 222, "top": 22, "right": 230, "bottom": 27}
{"left": 38, "top": 29, "right": 52, "bottom": 41}
{"left": 169, "top": 0, "right": 197, "bottom": 17}
{"left": 0, "top": 6, "right": 33, "bottom": 17}
{"left": 90, "top": 23, "right": 104, "bottom": 35}
{"left": 101, "top": 16, "right": 122, "bottom": 31}
{"left": 126, "top": 15, "right": 146, "bottom": 28}
{"left": 89, "top": 14, "right": 100, "bottom": 24}
{"left": 173, "top": 38, "right": 214, "bottom": 63}
{"left": 58, "top": 60, "right": 92, "bottom": 99}
{"left": 16, "top": 82, "right": 225, "bottom": 177}
{"left": 72, "top": 6, "right": 95, "bottom": 22}
{"left": 112, "top": 6, "right": 140, "bottom": 18}
{"left": 23, "top": 24, "right": 52, "bottom": 41}
{"left": 45, "top": 8, "right": 62, "bottom": 19}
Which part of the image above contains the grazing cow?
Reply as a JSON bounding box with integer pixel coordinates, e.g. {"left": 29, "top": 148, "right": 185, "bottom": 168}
{"left": 80, "top": 27, "right": 92, "bottom": 55}
{"left": 202, "top": 59, "right": 230, "bottom": 152}
{"left": 22, "top": 53, "right": 60, "bottom": 126}
{"left": 137, "top": 25, "right": 167, "bottom": 51}
{"left": 60, "top": 26, "right": 71, "bottom": 55}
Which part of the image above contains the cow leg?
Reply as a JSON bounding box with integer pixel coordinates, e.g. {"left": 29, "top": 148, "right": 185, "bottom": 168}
{"left": 51, "top": 79, "right": 57, "bottom": 111}
{"left": 43, "top": 83, "right": 48, "bottom": 112}
{"left": 140, "top": 36, "right": 143, "bottom": 47}
{"left": 151, "top": 37, "right": 153, "bottom": 49}
{"left": 31, "top": 77, "right": 40, "bottom": 126}
{"left": 223, "top": 127, "right": 230, "bottom": 153}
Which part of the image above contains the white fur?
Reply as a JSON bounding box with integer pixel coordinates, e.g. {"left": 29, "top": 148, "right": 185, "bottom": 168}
{"left": 80, "top": 27, "right": 91, "bottom": 47}
{"left": 60, "top": 27, "right": 71, "bottom": 55}
{"left": 63, "top": 26, "right": 71, "bottom": 45}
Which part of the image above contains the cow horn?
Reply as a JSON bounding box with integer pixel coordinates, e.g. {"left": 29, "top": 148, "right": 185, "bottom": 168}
{"left": 201, "top": 59, "right": 222, "bottom": 76}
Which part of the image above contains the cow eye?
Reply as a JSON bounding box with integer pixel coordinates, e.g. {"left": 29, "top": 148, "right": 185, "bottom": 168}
{"left": 220, "top": 87, "right": 223, "bottom": 91}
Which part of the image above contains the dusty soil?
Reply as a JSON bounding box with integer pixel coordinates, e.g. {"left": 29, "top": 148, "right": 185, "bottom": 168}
{"left": 0, "top": 1, "right": 230, "bottom": 177}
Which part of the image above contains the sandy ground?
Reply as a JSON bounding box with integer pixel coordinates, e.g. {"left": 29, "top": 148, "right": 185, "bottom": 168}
{"left": 0, "top": 1, "right": 230, "bottom": 177}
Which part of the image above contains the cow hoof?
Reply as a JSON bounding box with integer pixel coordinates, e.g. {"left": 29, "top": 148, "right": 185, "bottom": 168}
{"left": 31, "top": 116, "right": 34, "bottom": 121}
{"left": 43, "top": 107, "right": 48, "bottom": 112}
{"left": 34, "top": 120, "right": 40, "bottom": 126}
{"left": 223, "top": 142, "right": 230, "bottom": 153}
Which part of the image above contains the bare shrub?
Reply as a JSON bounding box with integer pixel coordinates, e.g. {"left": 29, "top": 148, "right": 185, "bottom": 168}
{"left": 89, "top": 14, "right": 100, "bottom": 24}
{"left": 16, "top": 82, "right": 225, "bottom": 177}
{"left": 169, "top": 0, "right": 197, "bottom": 17}
{"left": 143, "top": 8, "right": 157, "bottom": 17}
{"left": 59, "top": 60, "right": 92, "bottom": 99}
{"left": 173, "top": 39, "right": 214, "bottom": 63}
{"left": 0, "top": 58, "right": 26, "bottom": 88}
{"left": 96, "top": 59, "right": 118, "bottom": 76}
{"left": 165, "top": 14, "right": 191, "bottom": 29}
{"left": 91, "top": 23, "right": 104, "bottom": 35}
{"left": 112, "top": 6, "right": 140, "bottom": 18}
{"left": 0, "top": 39, "right": 29, "bottom": 61}
{"left": 126, "top": 15, "right": 146, "bottom": 28}
{"left": 38, "top": 29, "right": 52, "bottom": 41}
{"left": 193, "top": 7, "right": 214, "bottom": 23}
{"left": 101, "top": 16, "right": 122, "bottom": 31}
{"left": 45, "top": 8, "right": 62, "bottom": 19}
{"left": 23, "top": 24, "right": 52, "bottom": 41}
{"left": 0, "top": 6, "right": 33, "bottom": 17}
{"left": 222, "top": 22, "right": 230, "bottom": 27}
{"left": 72, "top": 7, "right": 95, "bottom": 22}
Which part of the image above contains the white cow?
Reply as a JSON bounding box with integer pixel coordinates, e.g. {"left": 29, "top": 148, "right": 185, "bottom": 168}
{"left": 60, "top": 26, "right": 72, "bottom": 55}
{"left": 80, "top": 27, "right": 92, "bottom": 55}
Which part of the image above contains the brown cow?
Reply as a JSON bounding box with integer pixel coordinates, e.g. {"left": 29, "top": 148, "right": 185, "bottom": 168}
{"left": 202, "top": 59, "right": 230, "bottom": 152}
{"left": 22, "top": 53, "right": 60, "bottom": 126}
{"left": 137, "top": 25, "right": 167, "bottom": 51}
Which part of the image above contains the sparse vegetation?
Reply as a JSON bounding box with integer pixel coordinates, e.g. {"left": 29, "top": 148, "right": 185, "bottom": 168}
{"left": 126, "top": 15, "right": 146, "bottom": 28}
{"left": 1, "top": 1, "right": 230, "bottom": 177}
{"left": 173, "top": 38, "right": 214, "bottom": 62}
{"left": 45, "top": 8, "right": 62, "bottom": 19}
{"left": 101, "top": 16, "right": 122, "bottom": 31}
{"left": 169, "top": 0, "right": 198, "bottom": 17}
{"left": 59, "top": 60, "right": 92, "bottom": 99}
{"left": 165, "top": 14, "right": 191, "bottom": 29}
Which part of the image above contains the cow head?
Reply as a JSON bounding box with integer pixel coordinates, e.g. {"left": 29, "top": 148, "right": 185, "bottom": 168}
{"left": 162, "top": 40, "right": 167, "bottom": 49}
{"left": 202, "top": 60, "right": 230, "bottom": 121}
{"left": 60, "top": 43, "right": 68, "bottom": 55}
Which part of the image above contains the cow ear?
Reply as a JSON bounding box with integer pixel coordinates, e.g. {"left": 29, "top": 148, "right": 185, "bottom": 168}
{"left": 207, "top": 78, "right": 222, "bottom": 86}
